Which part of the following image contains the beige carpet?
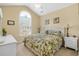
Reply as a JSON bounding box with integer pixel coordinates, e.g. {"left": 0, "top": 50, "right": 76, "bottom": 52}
{"left": 16, "top": 43, "right": 78, "bottom": 56}
{"left": 54, "top": 47, "right": 77, "bottom": 56}
{"left": 16, "top": 43, "right": 34, "bottom": 56}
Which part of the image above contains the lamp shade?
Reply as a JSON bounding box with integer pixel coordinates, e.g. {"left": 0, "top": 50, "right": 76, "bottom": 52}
{"left": 0, "top": 8, "right": 3, "bottom": 19}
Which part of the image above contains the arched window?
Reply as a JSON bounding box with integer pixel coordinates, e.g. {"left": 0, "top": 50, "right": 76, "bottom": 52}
{"left": 19, "top": 11, "right": 32, "bottom": 36}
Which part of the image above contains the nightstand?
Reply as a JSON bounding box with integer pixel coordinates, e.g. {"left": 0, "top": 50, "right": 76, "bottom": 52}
{"left": 64, "top": 37, "right": 79, "bottom": 51}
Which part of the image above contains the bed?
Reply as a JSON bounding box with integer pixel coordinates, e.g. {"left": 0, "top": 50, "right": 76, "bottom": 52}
{"left": 24, "top": 29, "right": 64, "bottom": 56}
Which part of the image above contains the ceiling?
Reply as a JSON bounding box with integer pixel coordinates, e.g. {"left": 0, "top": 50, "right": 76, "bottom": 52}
{"left": 26, "top": 3, "right": 74, "bottom": 16}
{"left": 0, "top": 3, "right": 74, "bottom": 16}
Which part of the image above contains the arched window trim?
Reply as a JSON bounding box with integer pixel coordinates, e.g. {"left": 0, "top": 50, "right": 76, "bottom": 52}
{"left": 19, "top": 11, "right": 32, "bottom": 36}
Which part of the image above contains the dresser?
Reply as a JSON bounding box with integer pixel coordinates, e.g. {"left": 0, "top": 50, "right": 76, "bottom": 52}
{"left": 0, "top": 35, "right": 17, "bottom": 56}
{"left": 64, "top": 37, "right": 79, "bottom": 51}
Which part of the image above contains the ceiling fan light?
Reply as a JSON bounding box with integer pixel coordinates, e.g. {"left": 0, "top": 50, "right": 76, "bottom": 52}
{"left": 34, "top": 4, "right": 42, "bottom": 9}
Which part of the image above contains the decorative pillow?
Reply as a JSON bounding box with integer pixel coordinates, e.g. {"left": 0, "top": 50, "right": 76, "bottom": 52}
{"left": 52, "top": 31, "right": 61, "bottom": 35}
{"left": 45, "top": 30, "right": 61, "bottom": 36}
{"left": 45, "top": 30, "right": 49, "bottom": 34}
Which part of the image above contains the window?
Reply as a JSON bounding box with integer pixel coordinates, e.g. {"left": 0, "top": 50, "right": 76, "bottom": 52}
{"left": 19, "top": 11, "right": 32, "bottom": 36}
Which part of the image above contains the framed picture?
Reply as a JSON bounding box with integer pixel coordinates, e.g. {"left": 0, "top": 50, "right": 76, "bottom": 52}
{"left": 53, "top": 17, "right": 59, "bottom": 24}
{"left": 7, "top": 20, "right": 15, "bottom": 25}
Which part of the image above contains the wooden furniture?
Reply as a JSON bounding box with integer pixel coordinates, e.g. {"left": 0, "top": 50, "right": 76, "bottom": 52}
{"left": 0, "top": 35, "right": 17, "bottom": 56}
{"left": 64, "top": 36, "right": 79, "bottom": 51}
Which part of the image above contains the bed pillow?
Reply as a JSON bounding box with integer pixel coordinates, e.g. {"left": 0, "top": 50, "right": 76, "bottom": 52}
{"left": 45, "top": 30, "right": 61, "bottom": 35}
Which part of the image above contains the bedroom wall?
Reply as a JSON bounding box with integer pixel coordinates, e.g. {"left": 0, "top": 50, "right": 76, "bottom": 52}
{"left": 40, "top": 4, "right": 79, "bottom": 36}
{"left": 0, "top": 6, "right": 40, "bottom": 42}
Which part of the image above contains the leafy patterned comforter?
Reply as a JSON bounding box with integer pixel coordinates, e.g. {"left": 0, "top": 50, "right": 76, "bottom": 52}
{"left": 24, "top": 34, "right": 62, "bottom": 56}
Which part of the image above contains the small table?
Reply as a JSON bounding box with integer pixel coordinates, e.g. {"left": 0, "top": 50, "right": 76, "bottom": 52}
{"left": 64, "top": 36, "right": 79, "bottom": 51}
{"left": 0, "top": 35, "right": 17, "bottom": 56}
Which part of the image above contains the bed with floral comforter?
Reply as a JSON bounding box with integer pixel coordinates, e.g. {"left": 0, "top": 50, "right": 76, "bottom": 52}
{"left": 24, "top": 33, "right": 63, "bottom": 56}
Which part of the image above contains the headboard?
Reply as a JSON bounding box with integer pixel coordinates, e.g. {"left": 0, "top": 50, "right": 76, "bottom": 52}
{"left": 44, "top": 27, "right": 64, "bottom": 36}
